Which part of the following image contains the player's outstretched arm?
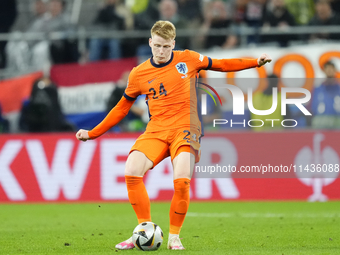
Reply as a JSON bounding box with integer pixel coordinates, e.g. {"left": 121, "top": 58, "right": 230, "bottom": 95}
{"left": 75, "top": 96, "right": 135, "bottom": 141}
{"left": 208, "top": 53, "right": 272, "bottom": 72}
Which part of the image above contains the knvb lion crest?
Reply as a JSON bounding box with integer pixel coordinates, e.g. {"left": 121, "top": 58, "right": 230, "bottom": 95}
{"left": 176, "top": 62, "right": 188, "bottom": 75}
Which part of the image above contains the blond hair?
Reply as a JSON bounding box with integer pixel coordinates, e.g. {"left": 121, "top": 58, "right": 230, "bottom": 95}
{"left": 151, "top": 20, "right": 176, "bottom": 40}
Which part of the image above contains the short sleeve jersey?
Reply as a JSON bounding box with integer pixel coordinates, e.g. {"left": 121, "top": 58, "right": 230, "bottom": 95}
{"left": 124, "top": 50, "right": 211, "bottom": 133}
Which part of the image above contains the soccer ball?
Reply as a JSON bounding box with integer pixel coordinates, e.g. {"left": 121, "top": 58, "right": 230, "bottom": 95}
{"left": 132, "top": 221, "right": 163, "bottom": 251}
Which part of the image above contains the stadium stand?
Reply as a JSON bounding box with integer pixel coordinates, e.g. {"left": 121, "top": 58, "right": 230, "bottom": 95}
{"left": 0, "top": 0, "right": 340, "bottom": 133}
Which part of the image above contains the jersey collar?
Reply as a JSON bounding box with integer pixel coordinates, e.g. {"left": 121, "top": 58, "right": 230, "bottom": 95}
{"left": 150, "top": 52, "right": 174, "bottom": 68}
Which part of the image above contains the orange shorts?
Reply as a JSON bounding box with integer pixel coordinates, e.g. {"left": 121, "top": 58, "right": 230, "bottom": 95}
{"left": 130, "top": 127, "right": 201, "bottom": 168}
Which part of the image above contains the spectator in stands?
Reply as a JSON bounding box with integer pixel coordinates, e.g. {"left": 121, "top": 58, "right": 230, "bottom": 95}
{"left": 0, "top": 104, "right": 10, "bottom": 133}
{"left": 28, "top": 0, "right": 70, "bottom": 34}
{"left": 285, "top": 0, "right": 315, "bottom": 25}
{"left": 261, "top": 0, "right": 296, "bottom": 47}
{"left": 133, "top": 0, "right": 159, "bottom": 30}
{"left": 19, "top": 77, "right": 75, "bottom": 133}
{"left": 48, "top": 0, "right": 78, "bottom": 64}
{"left": 230, "top": 0, "right": 248, "bottom": 25}
{"left": 159, "top": 0, "right": 189, "bottom": 49}
{"left": 88, "top": 0, "right": 128, "bottom": 61}
{"left": 0, "top": 0, "right": 17, "bottom": 69}
{"left": 245, "top": 0, "right": 267, "bottom": 27}
{"left": 330, "top": 0, "right": 340, "bottom": 15}
{"left": 31, "top": 0, "right": 48, "bottom": 20}
{"left": 106, "top": 71, "right": 129, "bottom": 114}
{"left": 177, "top": 0, "right": 203, "bottom": 27}
{"left": 5, "top": 0, "right": 47, "bottom": 71}
{"left": 106, "top": 71, "right": 148, "bottom": 132}
{"left": 308, "top": 0, "right": 340, "bottom": 41}
{"left": 24, "top": 0, "right": 77, "bottom": 66}
{"left": 136, "top": 0, "right": 190, "bottom": 57}
{"left": 244, "top": 0, "right": 267, "bottom": 44}
{"left": 199, "top": 0, "right": 238, "bottom": 50}
{"left": 127, "top": 0, "right": 158, "bottom": 58}
{"left": 250, "top": 74, "right": 289, "bottom": 131}
{"left": 310, "top": 61, "right": 340, "bottom": 129}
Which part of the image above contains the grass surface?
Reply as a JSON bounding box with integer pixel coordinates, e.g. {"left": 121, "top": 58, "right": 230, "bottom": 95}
{"left": 0, "top": 202, "right": 339, "bottom": 254}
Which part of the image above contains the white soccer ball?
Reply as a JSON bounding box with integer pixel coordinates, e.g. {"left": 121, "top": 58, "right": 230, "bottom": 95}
{"left": 132, "top": 221, "right": 163, "bottom": 251}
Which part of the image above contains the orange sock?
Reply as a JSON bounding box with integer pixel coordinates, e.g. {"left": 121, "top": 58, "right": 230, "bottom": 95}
{"left": 169, "top": 178, "right": 190, "bottom": 235}
{"left": 125, "top": 175, "right": 151, "bottom": 224}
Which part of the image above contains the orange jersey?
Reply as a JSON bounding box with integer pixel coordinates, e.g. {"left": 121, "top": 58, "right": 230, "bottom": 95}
{"left": 124, "top": 50, "right": 211, "bottom": 133}
{"left": 88, "top": 50, "right": 259, "bottom": 139}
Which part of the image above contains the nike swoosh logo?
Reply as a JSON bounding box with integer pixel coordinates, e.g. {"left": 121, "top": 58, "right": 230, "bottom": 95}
{"left": 175, "top": 211, "right": 186, "bottom": 215}
{"left": 131, "top": 203, "right": 137, "bottom": 205}
{"left": 148, "top": 78, "right": 157, "bottom": 84}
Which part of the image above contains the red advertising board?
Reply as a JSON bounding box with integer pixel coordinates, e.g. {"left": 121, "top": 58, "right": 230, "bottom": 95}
{"left": 0, "top": 131, "right": 339, "bottom": 203}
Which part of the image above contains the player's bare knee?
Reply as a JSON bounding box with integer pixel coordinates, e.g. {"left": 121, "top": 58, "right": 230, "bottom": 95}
{"left": 125, "top": 151, "right": 152, "bottom": 176}
{"left": 174, "top": 171, "right": 191, "bottom": 180}
{"left": 125, "top": 162, "right": 146, "bottom": 176}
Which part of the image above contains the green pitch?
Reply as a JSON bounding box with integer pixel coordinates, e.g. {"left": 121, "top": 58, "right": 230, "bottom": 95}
{"left": 0, "top": 201, "right": 339, "bottom": 254}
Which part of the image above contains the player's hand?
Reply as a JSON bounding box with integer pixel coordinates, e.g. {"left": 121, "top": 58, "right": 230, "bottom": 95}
{"left": 76, "top": 129, "right": 90, "bottom": 142}
{"left": 257, "top": 53, "right": 272, "bottom": 67}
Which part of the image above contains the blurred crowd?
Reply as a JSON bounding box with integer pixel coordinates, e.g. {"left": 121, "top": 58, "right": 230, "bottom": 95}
{"left": 1, "top": 0, "right": 340, "bottom": 70}
{"left": 0, "top": 59, "right": 339, "bottom": 134}
{"left": 0, "top": 0, "right": 340, "bottom": 134}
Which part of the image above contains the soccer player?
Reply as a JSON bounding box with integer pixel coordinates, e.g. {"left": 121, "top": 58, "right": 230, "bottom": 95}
{"left": 76, "top": 20, "right": 272, "bottom": 250}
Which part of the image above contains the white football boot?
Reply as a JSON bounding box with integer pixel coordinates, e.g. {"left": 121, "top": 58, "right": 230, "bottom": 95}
{"left": 167, "top": 235, "right": 185, "bottom": 250}
{"left": 115, "top": 236, "right": 135, "bottom": 250}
